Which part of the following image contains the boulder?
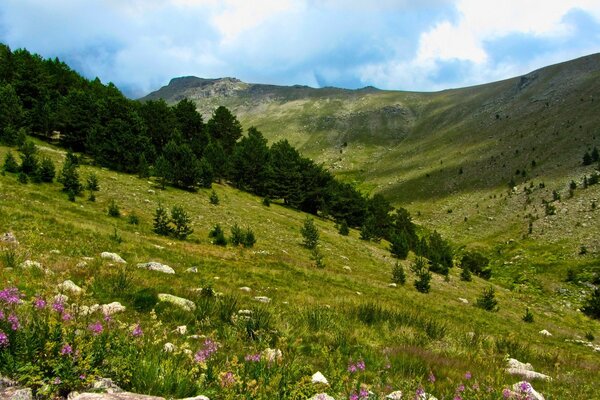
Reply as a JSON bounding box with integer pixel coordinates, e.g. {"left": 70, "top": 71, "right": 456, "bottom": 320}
{"left": 539, "top": 329, "right": 552, "bottom": 336}
{"left": 254, "top": 296, "right": 271, "bottom": 303}
{"left": 92, "top": 378, "right": 123, "bottom": 393}
{"left": 506, "top": 359, "right": 551, "bottom": 381}
{"left": 185, "top": 267, "right": 198, "bottom": 273}
{"left": 239, "top": 286, "right": 252, "bottom": 292}
{"left": 0, "top": 232, "right": 18, "bottom": 245}
{"left": 158, "top": 294, "right": 196, "bottom": 312}
{"left": 50, "top": 249, "right": 61, "bottom": 254}
{"left": 388, "top": 283, "right": 397, "bottom": 288}
{"left": 58, "top": 280, "right": 83, "bottom": 294}
{"left": 137, "top": 262, "right": 175, "bottom": 274}
{"left": 179, "top": 397, "right": 210, "bottom": 400}
{"left": 0, "top": 387, "right": 32, "bottom": 400}
{"left": 311, "top": 371, "right": 328, "bottom": 385}
{"left": 100, "top": 252, "right": 126, "bottom": 264}
{"left": 458, "top": 298, "right": 469, "bottom": 304}
{"left": 511, "top": 381, "right": 545, "bottom": 400}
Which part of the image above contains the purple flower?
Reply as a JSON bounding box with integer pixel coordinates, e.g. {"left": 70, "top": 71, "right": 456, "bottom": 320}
{"left": 428, "top": 372, "right": 436, "bottom": 383}
{"left": 88, "top": 321, "right": 103, "bottom": 335}
{"left": 356, "top": 359, "right": 365, "bottom": 371}
{"left": 53, "top": 377, "right": 61, "bottom": 385}
{"left": 0, "top": 330, "right": 8, "bottom": 347}
{"left": 194, "top": 338, "right": 219, "bottom": 363}
{"left": 502, "top": 388, "right": 512, "bottom": 398}
{"left": 519, "top": 381, "right": 531, "bottom": 393}
{"left": 0, "top": 288, "right": 22, "bottom": 304}
{"left": 79, "top": 374, "right": 86, "bottom": 380}
{"left": 103, "top": 313, "right": 112, "bottom": 323}
{"left": 33, "top": 296, "right": 46, "bottom": 309}
{"left": 465, "top": 371, "right": 472, "bottom": 380}
{"left": 453, "top": 396, "right": 462, "bottom": 400}
{"left": 60, "top": 344, "right": 73, "bottom": 355}
{"left": 52, "top": 300, "right": 65, "bottom": 314}
{"left": 416, "top": 387, "right": 425, "bottom": 396}
{"left": 7, "top": 314, "right": 20, "bottom": 331}
{"left": 456, "top": 384, "right": 465, "bottom": 393}
{"left": 359, "top": 388, "right": 369, "bottom": 398}
{"left": 244, "top": 352, "right": 261, "bottom": 362}
{"left": 348, "top": 363, "right": 357, "bottom": 373}
{"left": 132, "top": 323, "right": 143, "bottom": 337}
{"left": 220, "top": 371, "right": 235, "bottom": 388}
{"left": 62, "top": 313, "right": 73, "bottom": 322}
{"left": 349, "top": 393, "right": 359, "bottom": 400}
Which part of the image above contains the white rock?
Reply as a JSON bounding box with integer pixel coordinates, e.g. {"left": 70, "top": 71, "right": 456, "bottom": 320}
{"left": 309, "top": 394, "right": 335, "bottom": 400}
{"left": 147, "top": 189, "right": 156, "bottom": 194}
{"left": 416, "top": 393, "right": 438, "bottom": 400}
{"left": 311, "top": 371, "right": 328, "bottom": 385}
{"left": 343, "top": 266, "right": 352, "bottom": 272}
{"left": 261, "top": 348, "right": 282, "bottom": 363}
{"left": 175, "top": 325, "right": 187, "bottom": 335}
{"left": 76, "top": 261, "right": 88, "bottom": 268}
{"left": 100, "top": 252, "right": 126, "bottom": 264}
{"left": 180, "top": 396, "right": 210, "bottom": 400}
{"left": 137, "top": 262, "right": 175, "bottom": 274}
{"left": 20, "top": 260, "right": 42, "bottom": 269}
{"left": 239, "top": 286, "right": 252, "bottom": 292}
{"left": 254, "top": 296, "right": 271, "bottom": 303}
{"left": 539, "top": 329, "right": 552, "bottom": 336}
{"left": 458, "top": 297, "right": 469, "bottom": 304}
{"left": 511, "top": 381, "right": 545, "bottom": 400}
{"left": 507, "top": 358, "right": 533, "bottom": 371}
{"left": 163, "top": 342, "right": 176, "bottom": 353}
{"left": 50, "top": 249, "right": 61, "bottom": 254}
{"left": 0, "top": 232, "right": 18, "bottom": 245}
{"left": 158, "top": 293, "right": 196, "bottom": 311}
{"left": 506, "top": 368, "right": 552, "bottom": 381}
{"left": 238, "top": 309, "right": 253, "bottom": 315}
{"left": 58, "top": 280, "right": 83, "bottom": 294}
{"left": 386, "top": 390, "right": 403, "bottom": 399}
{"left": 101, "top": 302, "right": 126, "bottom": 316}
{"left": 388, "top": 283, "right": 397, "bottom": 288}
{"left": 186, "top": 267, "right": 198, "bottom": 273}
{"left": 356, "top": 291, "right": 362, "bottom": 295}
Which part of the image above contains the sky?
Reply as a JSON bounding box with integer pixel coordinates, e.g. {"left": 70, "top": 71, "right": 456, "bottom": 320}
{"left": 1, "top": 0, "right": 600, "bottom": 98}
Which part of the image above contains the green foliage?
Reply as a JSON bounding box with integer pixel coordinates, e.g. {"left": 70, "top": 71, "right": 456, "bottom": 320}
{"left": 301, "top": 217, "right": 319, "bottom": 249}
{"left": 337, "top": 219, "right": 349, "bottom": 236}
{"left": 17, "top": 171, "right": 27, "bottom": 184}
{"left": 311, "top": 247, "right": 325, "bottom": 269}
{"left": 582, "top": 151, "right": 593, "bottom": 165}
{"left": 58, "top": 159, "right": 82, "bottom": 196}
{"left": 171, "top": 205, "right": 193, "bottom": 240}
{"left": 389, "top": 231, "right": 409, "bottom": 259}
{"left": 411, "top": 257, "right": 431, "bottom": 293}
{"left": 206, "top": 105, "right": 243, "bottom": 154}
{"left": 476, "top": 286, "right": 499, "bottom": 312}
{"left": 19, "top": 140, "right": 38, "bottom": 175}
{"left": 131, "top": 287, "right": 159, "bottom": 312}
{"left": 425, "top": 231, "right": 453, "bottom": 275}
{"left": 137, "top": 153, "right": 150, "bottom": 178}
{"left": 153, "top": 203, "right": 172, "bottom": 236}
{"left": 209, "top": 190, "right": 219, "bottom": 205}
{"left": 153, "top": 155, "right": 170, "bottom": 190}
{"left": 209, "top": 224, "right": 227, "bottom": 246}
{"left": 127, "top": 213, "right": 139, "bottom": 225}
{"left": 2, "top": 151, "right": 19, "bottom": 173}
{"left": 38, "top": 157, "right": 55, "bottom": 182}
{"left": 522, "top": 308, "right": 534, "bottom": 323}
{"left": 262, "top": 196, "right": 271, "bottom": 207}
{"left": 582, "top": 288, "right": 600, "bottom": 320}
{"left": 460, "top": 265, "right": 472, "bottom": 282}
{"left": 107, "top": 199, "right": 121, "bottom": 217}
{"left": 109, "top": 226, "right": 123, "bottom": 243}
{"left": 230, "top": 223, "right": 244, "bottom": 246}
{"left": 243, "top": 227, "right": 256, "bottom": 248}
{"left": 86, "top": 172, "right": 99, "bottom": 191}
{"left": 391, "top": 261, "right": 406, "bottom": 285}
{"left": 461, "top": 251, "right": 491, "bottom": 279}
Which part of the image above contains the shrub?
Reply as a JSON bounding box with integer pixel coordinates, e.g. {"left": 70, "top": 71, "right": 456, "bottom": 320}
{"left": 461, "top": 251, "right": 491, "bottom": 279}
{"left": 2, "top": 151, "right": 19, "bottom": 173}
{"left": 301, "top": 217, "right": 319, "bottom": 250}
{"left": 38, "top": 157, "right": 56, "bottom": 182}
{"left": 460, "top": 265, "right": 472, "bottom": 282}
{"left": 107, "top": 199, "right": 120, "bottom": 217}
{"left": 17, "top": 171, "right": 27, "bottom": 184}
{"left": 338, "top": 220, "right": 349, "bottom": 236}
{"left": 411, "top": 257, "right": 431, "bottom": 293}
{"left": 209, "top": 190, "right": 219, "bottom": 205}
{"left": 230, "top": 223, "right": 244, "bottom": 246}
{"left": 311, "top": 247, "right": 325, "bottom": 269}
{"left": 86, "top": 172, "right": 100, "bottom": 192}
{"left": 522, "top": 307, "right": 534, "bottom": 323}
{"left": 476, "top": 286, "right": 499, "bottom": 311}
{"left": 243, "top": 228, "right": 256, "bottom": 248}
{"left": 209, "top": 224, "right": 227, "bottom": 246}
{"left": 391, "top": 261, "right": 406, "bottom": 285}
{"left": 19, "top": 140, "right": 38, "bottom": 175}
{"left": 389, "top": 232, "right": 409, "bottom": 259}
{"left": 109, "top": 226, "right": 122, "bottom": 244}
{"left": 58, "top": 160, "right": 82, "bottom": 196}
{"left": 153, "top": 203, "right": 172, "bottom": 236}
{"left": 171, "top": 205, "right": 193, "bottom": 240}
{"left": 262, "top": 197, "right": 271, "bottom": 207}
{"left": 582, "top": 288, "right": 600, "bottom": 320}
{"left": 127, "top": 213, "right": 139, "bottom": 225}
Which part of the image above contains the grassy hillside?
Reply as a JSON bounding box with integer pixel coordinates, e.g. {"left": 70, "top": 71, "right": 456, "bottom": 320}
{"left": 1, "top": 141, "right": 599, "bottom": 399}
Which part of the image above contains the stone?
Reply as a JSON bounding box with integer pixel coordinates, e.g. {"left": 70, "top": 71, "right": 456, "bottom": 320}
{"left": 163, "top": 343, "right": 176, "bottom": 353}
{"left": 179, "top": 397, "right": 210, "bottom": 400}
{"left": 186, "top": 267, "right": 198, "bottom": 273}
{"left": 416, "top": 393, "right": 438, "bottom": 400}
{"left": 137, "top": 262, "right": 175, "bottom": 274}
{"left": 388, "top": 283, "right": 397, "bottom": 288}
{"left": 147, "top": 189, "right": 156, "bottom": 194}
{"left": 505, "top": 368, "right": 552, "bottom": 381}
{"left": 254, "top": 296, "right": 271, "bottom": 303}
{"left": 158, "top": 294, "right": 196, "bottom": 312}
{"left": 101, "top": 252, "right": 126, "bottom": 264}
{"left": 386, "top": 391, "right": 403, "bottom": 399}
{"left": 69, "top": 393, "right": 163, "bottom": 400}
{"left": 238, "top": 309, "right": 252, "bottom": 315}
{"left": 76, "top": 261, "right": 88, "bottom": 268}
{"left": 239, "top": 286, "right": 251, "bottom": 292}
{"left": 20, "top": 260, "right": 42, "bottom": 269}
{"left": 311, "top": 371, "right": 328, "bottom": 385}
{"left": 0, "top": 232, "right": 18, "bottom": 245}
{"left": 50, "top": 249, "right": 61, "bottom": 254}
{"left": 343, "top": 266, "right": 352, "bottom": 272}
{"left": 458, "top": 297, "right": 469, "bottom": 304}
{"left": 101, "top": 302, "right": 126, "bottom": 316}
{"left": 58, "top": 280, "right": 83, "bottom": 294}
{"left": 539, "top": 329, "right": 552, "bottom": 336}
{"left": 511, "top": 381, "right": 545, "bottom": 400}
{"left": 261, "top": 348, "right": 282, "bottom": 363}
{"left": 507, "top": 358, "right": 533, "bottom": 371}
{"left": 175, "top": 325, "right": 187, "bottom": 335}
{"left": 92, "top": 378, "right": 123, "bottom": 393}
{"left": 308, "top": 394, "right": 335, "bottom": 400}
{"left": 0, "top": 387, "right": 33, "bottom": 400}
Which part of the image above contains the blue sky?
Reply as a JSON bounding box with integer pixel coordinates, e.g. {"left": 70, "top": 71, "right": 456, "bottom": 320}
{"left": 1, "top": 0, "right": 599, "bottom": 98}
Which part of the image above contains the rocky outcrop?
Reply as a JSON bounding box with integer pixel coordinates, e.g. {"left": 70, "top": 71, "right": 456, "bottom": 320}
{"left": 58, "top": 280, "right": 83, "bottom": 294}
{"left": 0, "top": 232, "right": 18, "bottom": 245}
{"left": 158, "top": 294, "right": 196, "bottom": 311}
{"left": 100, "top": 252, "right": 126, "bottom": 264}
{"left": 137, "top": 262, "right": 175, "bottom": 274}
{"left": 311, "top": 371, "right": 328, "bottom": 385}
{"left": 506, "top": 358, "right": 552, "bottom": 381}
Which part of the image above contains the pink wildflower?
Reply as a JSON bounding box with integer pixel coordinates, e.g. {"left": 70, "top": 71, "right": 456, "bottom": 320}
{"left": 194, "top": 338, "right": 218, "bottom": 363}
{"left": 502, "top": 388, "right": 512, "bottom": 398}
{"left": 33, "top": 296, "right": 46, "bottom": 309}
{"left": 7, "top": 314, "right": 20, "bottom": 331}
{"left": 359, "top": 388, "right": 369, "bottom": 398}
{"left": 88, "top": 321, "right": 103, "bottom": 335}
{"left": 220, "top": 371, "right": 236, "bottom": 388}
{"left": 0, "top": 330, "right": 8, "bottom": 347}
{"left": 244, "top": 353, "right": 261, "bottom": 362}
{"left": 465, "top": 371, "right": 472, "bottom": 380}
{"left": 60, "top": 344, "right": 73, "bottom": 355}
{"left": 132, "top": 323, "right": 143, "bottom": 337}
{"left": 428, "top": 372, "right": 436, "bottom": 383}
{"left": 62, "top": 313, "right": 73, "bottom": 321}
{"left": 52, "top": 300, "right": 65, "bottom": 313}
{"left": 356, "top": 359, "right": 365, "bottom": 371}
{"left": 0, "top": 288, "right": 22, "bottom": 304}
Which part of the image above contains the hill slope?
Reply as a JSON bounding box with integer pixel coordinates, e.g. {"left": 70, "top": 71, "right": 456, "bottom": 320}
{"left": 143, "top": 53, "right": 600, "bottom": 260}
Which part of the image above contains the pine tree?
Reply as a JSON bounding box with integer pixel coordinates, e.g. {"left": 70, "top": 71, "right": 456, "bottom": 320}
{"left": 389, "top": 231, "right": 409, "bottom": 259}
{"left": 137, "top": 153, "right": 150, "bottom": 178}
{"left": 391, "top": 261, "right": 406, "bottom": 285}
{"left": 154, "top": 155, "right": 170, "bottom": 190}
{"left": 460, "top": 265, "right": 472, "bottom": 282}
{"left": 2, "top": 151, "right": 19, "bottom": 173}
{"left": 338, "top": 219, "right": 349, "bottom": 236}
{"left": 209, "top": 224, "right": 227, "bottom": 246}
{"left": 301, "top": 217, "right": 319, "bottom": 250}
{"left": 58, "top": 160, "right": 82, "bottom": 196}
{"left": 583, "top": 151, "right": 592, "bottom": 166}
{"left": 230, "top": 223, "right": 244, "bottom": 246}
{"left": 171, "top": 205, "right": 193, "bottom": 240}
{"left": 591, "top": 146, "right": 599, "bottom": 163}
{"left": 38, "top": 157, "right": 56, "bottom": 182}
{"left": 476, "top": 286, "right": 499, "bottom": 311}
{"left": 411, "top": 257, "right": 431, "bottom": 293}
{"left": 19, "top": 140, "right": 38, "bottom": 175}
{"left": 582, "top": 288, "right": 600, "bottom": 320}
{"left": 243, "top": 228, "right": 256, "bottom": 248}
{"left": 209, "top": 190, "right": 219, "bottom": 205}
{"left": 153, "top": 203, "right": 172, "bottom": 236}
{"left": 86, "top": 172, "right": 100, "bottom": 191}
{"left": 522, "top": 307, "right": 534, "bottom": 323}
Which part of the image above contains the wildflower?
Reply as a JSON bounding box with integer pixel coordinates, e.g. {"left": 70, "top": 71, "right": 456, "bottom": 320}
{"left": 103, "top": 313, "right": 112, "bottom": 323}
{"left": 428, "top": 372, "right": 436, "bottom": 383}
{"left": 348, "top": 363, "right": 357, "bottom": 373}
{"left": 220, "top": 371, "right": 236, "bottom": 388}
{"left": 472, "top": 383, "right": 480, "bottom": 391}
{"left": 132, "top": 323, "right": 143, "bottom": 337}
{"left": 88, "top": 321, "right": 103, "bottom": 335}
{"left": 454, "top": 396, "right": 462, "bottom": 400}
{"left": 194, "top": 338, "right": 219, "bottom": 363}
{"left": 7, "top": 314, "right": 20, "bottom": 331}
{"left": 244, "top": 353, "right": 261, "bottom": 362}
{"left": 62, "top": 313, "right": 73, "bottom": 322}
{"left": 502, "top": 388, "right": 512, "bottom": 398}
{"left": 456, "top": 384, "right": 465, "bottom": 393}
{"left": 0, "top": 330, "right": 8, "bottom": 347}
{"left": 416, "top": 387, "right": 425, "bottom": 397}
{"left": 0, "top": 287, "right": 22, "bottom": 304}
{"left": 60, "top": 344, "right": 73, "bottom": 355}
{"left": 52, "top": 300, "right": 65, "bottom": 314}
{"left": 519, "top": 381, "right": 531, "bottom": 393}
{"left": 0, "top": 310, "right": 4, "bottom": 320}
{"left": 79, "top": 375, "right": 86, "bottom": 380}
{"left": 349, "top": 392, "right": 359, "bottom": 400}
{"left": 359, "top": 388, "right": 369, "bottom": 398}
{"left": 356, "top": 359, "right": 366, "bottom": 371}
{"left": 53, "top": 377, "right": 61, "bottom": 385}
{"left": 34, "top": 296, "right": 47, "bottom": 309}
{"left": 465, "top": 371, "right": 472, "bottom": 380}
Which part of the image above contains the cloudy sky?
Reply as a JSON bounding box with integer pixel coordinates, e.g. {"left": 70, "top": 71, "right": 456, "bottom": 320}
{"left": 1, "top": 0, "right": 599, "bottom": 98}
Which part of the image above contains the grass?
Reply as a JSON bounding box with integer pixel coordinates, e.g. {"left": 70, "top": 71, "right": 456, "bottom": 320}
{"left": 0, "top": 140, "right": 599, "bottom": 398}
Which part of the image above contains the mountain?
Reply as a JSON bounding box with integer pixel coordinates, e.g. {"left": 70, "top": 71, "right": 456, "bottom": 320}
{"left": 143, "top": 54, "right": 600, "bottom": 256}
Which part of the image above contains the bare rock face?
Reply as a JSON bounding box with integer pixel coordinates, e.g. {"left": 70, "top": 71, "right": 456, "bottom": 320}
{"left": 0, "top": 387, "right": 33, "bottom": 400}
